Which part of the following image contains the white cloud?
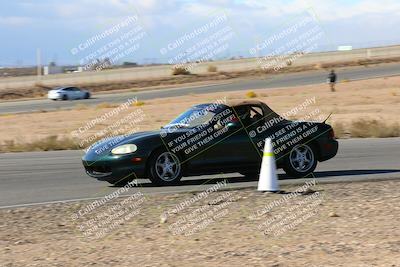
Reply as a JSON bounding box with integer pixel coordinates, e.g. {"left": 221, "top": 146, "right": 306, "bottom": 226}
{"left": 0, "top": 16, "right": 32, "bottom": 26}
{"left": 3, "top": 0, "right": 400, "bottom": 65}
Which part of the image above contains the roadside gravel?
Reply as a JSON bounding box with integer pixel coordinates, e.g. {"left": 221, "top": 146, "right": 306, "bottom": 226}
{"left": 1, "top": 179, "right": 399, "bottom": 266}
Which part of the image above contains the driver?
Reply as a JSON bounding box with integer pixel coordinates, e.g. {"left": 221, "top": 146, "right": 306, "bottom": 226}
{"left": 235, "top": 106, "right": 252, "bottom": 125}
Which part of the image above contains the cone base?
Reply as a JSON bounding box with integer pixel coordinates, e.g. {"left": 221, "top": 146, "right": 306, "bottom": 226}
{"left": 258, "top": 189, "right": 282, "bottom": 193}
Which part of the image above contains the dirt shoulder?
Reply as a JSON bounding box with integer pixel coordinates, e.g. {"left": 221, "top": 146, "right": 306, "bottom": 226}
{"left": 2, "top": 57, "right": 400, "bottom": 101}
{"left": 0, "top": 74, "right": 399, "bottom": 152}
{"left": 1, "top": 179, "right": 399, "bottom": 266}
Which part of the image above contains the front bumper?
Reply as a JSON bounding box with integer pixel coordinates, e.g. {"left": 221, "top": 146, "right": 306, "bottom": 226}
{"left": 82, "top": 153, "right": 147, "bottom": 182}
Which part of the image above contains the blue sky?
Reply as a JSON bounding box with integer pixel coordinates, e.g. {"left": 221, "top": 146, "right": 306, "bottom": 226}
{"left": 1, "top": 0, "right": 400, "bottom": 66}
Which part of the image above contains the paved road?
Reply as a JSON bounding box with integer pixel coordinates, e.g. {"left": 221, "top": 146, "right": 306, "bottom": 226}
{"left": 1, "top": 63, "right": 400, "bottom": 114}
{"left": 0, "top": 138, "right": 399, "bottom": 208}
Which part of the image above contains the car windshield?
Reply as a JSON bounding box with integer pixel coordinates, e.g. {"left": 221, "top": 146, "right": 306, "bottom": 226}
{"left": 165, "top": 105, "right": 218, "bottom": 128}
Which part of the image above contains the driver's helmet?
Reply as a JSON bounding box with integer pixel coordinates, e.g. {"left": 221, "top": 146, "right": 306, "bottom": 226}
{"left": 235, "top": 106, "right": 250, "bottom": 121}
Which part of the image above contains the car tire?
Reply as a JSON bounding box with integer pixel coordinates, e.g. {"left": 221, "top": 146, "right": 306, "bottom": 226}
{"left": 62, "top": 94, "right": 68, "bottom": 100}
{"left": 148, "top": 149, "right": 182, "bottom": 186}
{"left": 84, "top": 92, "right": 90, "bottom": 99}
{"left": 283, "top": 143, "right": 317, "bottom": 178}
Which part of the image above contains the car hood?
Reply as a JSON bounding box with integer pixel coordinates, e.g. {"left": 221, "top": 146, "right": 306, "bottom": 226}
{"left": 83, "top": 127, "right": 198, "bottom": 159}
{"left": 84, "top": 130, "right": 162, "bottom": 158}
{"left": 48, "top": 89, "right": 64, "bottom": 93}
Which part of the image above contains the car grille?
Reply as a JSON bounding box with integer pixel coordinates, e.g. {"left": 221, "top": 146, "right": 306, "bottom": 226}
{"left": 85, "top": 165, "right": 111, "bottom": 173}
{"left": 84, "top": 165, "right": 112, "bottom": 178}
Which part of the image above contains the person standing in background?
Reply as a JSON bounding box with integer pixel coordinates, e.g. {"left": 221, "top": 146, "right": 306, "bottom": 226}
{"left": 328, "top": 70, "right": 337, "bottom": 92}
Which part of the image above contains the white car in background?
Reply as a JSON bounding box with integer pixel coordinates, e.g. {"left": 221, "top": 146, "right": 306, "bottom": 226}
{"left": 48, "top": 86, "right": 91, "bottom": 100}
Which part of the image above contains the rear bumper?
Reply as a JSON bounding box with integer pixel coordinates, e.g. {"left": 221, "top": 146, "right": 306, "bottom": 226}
{"left": 316, "top": 138, "right": 339, "bottom": 162}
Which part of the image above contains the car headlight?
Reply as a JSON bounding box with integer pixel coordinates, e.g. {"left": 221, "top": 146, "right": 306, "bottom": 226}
{"left": 111, "top": 144, "right": 137, "bottom": 155}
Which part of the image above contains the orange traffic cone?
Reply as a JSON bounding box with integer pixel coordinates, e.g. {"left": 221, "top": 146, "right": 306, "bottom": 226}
{"left": 257, "top": 138, "right": 279, "bottom": 192}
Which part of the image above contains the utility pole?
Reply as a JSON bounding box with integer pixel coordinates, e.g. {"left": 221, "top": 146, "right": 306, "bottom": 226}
{"left": 36, "top": 48, "right": 42, "bottom": 81}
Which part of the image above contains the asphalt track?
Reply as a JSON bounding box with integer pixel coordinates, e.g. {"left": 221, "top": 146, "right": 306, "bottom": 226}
{"left": 0, "top": 138, "right": 399, "bottom": 208}
{"left": 1, "top": 63, "right": 400, "bottom": 114}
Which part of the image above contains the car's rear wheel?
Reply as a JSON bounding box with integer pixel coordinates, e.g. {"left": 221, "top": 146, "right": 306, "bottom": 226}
{"left": 84, "top": 92, "right": 90, "bottom": 99}
{"left": 283, "top": 144, "right": 317, "bottom": 178}
{"left": 62, "top": 94, "right": 68, "bottom": 100}
{"left": 148, "top": 150, "right": 182, "bottom": 186}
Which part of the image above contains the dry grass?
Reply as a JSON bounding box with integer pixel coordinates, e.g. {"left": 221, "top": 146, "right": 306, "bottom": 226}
{"left": 95, "top": 102, "right": 117, "bottom": 109}
{"left": 349, "top": 119, "right": 400, "bottom": 138}
{"left": 207, "top": 65, "right": 218, "bottom": 72}
{"left": 132, "top": 101, "right": 145, "bottom": 107}
{"left": 1, "top": 135, "right": 77, "bottom": 152}
{"left": 245, "top": 91, "right": 257, "bottom": 98}
{"left": 172, "top": 67, "right": 191, "bottom": 75}
{"left": 332, "top": 122, "right": 347, "bottom": 138}
{"left": 74, "top": 104, "right": 89, "bottom": 110}
{"left": 332, "top": 119, "right": 400, "bottom": 138}
{"left": 0, "top": 113, "right": 14, "bottom": 117}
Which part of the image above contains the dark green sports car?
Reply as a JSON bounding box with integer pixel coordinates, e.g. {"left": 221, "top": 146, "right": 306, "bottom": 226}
{"left": 82, "top": 100, "right": 338, "bottom": 186}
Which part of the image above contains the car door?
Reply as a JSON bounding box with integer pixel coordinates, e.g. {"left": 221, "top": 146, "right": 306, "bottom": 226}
{"left": 61, "top": 87, "right": 71, "bottom": 99}
{"left": 71, "top": 87, "right": 81, "bottom": 99}
{"left": 209, "top": 104, "right": 284, "bottom": 169}
{"left": 190, "top": 106, "right": 261, "bottom": 172}
{"left": 240, "top": 105, "right": 267, "bottom": 163}
{"left": 247, "top": 107, "right": 289, "bottom": 163}
{"left": 228, "top": 104, "right": 269, "bottom": 166}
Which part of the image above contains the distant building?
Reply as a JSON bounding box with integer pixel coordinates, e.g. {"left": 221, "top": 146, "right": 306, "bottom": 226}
{"left": 43, "top": 65, "right": 83, "bottom": 75}
{"left": 43, "top": 65, "right": 63, "bottom": 75}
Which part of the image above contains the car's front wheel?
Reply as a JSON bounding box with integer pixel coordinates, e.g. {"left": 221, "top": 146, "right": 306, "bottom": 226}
{"left": 283, "top": 144, "right": 317, "bottom": 178}
{"left": 148, "top": 150, "right": 182, "bottom": 186}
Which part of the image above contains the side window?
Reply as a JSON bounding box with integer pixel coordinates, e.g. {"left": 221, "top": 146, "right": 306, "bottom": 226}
{"left": 235, "top": 105, "right": 264, "bottom": 126}
{"left": 235, "top": 106, "right": 252, "bottom": 126}
{"left": 214, "top": 108, "right": 240, "bottom": 128}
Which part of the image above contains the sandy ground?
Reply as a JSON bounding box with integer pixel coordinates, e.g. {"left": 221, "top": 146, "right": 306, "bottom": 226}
{"left": 0, "top": 75, "right": 399, "bottom": 151}
{"left": 1, "top": 179, "right": 399, "bottom": 266}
